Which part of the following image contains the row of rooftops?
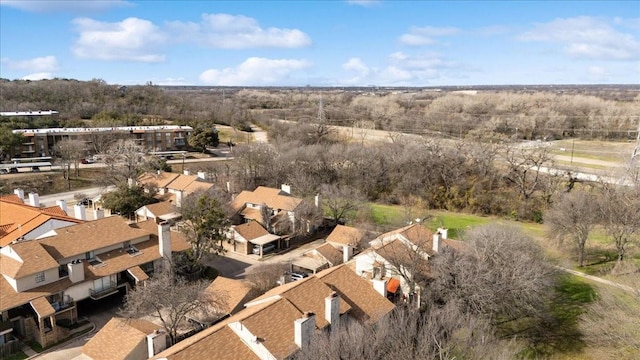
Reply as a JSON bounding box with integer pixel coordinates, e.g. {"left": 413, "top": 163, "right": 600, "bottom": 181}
{"left": 12, "top": 125, "right": 193, "bottom": 135}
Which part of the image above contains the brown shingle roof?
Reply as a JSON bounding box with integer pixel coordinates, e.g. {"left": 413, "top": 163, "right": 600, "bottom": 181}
{"left": 247, "top": 276, "right": 351, "bottom": 330}
{"left": 241, "top": 298, "right": 302, "bottom": 359}
{"left": 159, "top": 324, "right": 259, "bottom": 360}
{"left": 138, "top": 172, "right": 180, "bottom": 189}
{"left": 326, "top": 225, "right": 364, "bottom": 246}
{"left": 30, "top": 296, "right": 55, "bottom": 318}
{"left": 166, "top": 174, "right": 199, "bottom": 191}
{"left": 316, "top": 265, "right": 395, "bottom": 324}
{"left": 231, "top": 186, "right": 303, "bottom": 212}
{"left": 314, "top": 243, "right": 343, "bottom": 266}
{"left": 38, "top": 216, "right": 150, "bottom": 260}
{"left": 141, "top": 201, "right": 176, "bottom": 217}
{"left": 83, "top": 318, "right": 160, "bottom": 360}
{"left": 0, "top": 240, "right": 59, "bottom": 278}
{"left": 234, "top": 221, "right": 269, "bottom": 241}
{"left": 0, "top": 275, "right": 72, "bottom": 312}
{"left": 205, "top": 277, "right": 253, "bottom": 315}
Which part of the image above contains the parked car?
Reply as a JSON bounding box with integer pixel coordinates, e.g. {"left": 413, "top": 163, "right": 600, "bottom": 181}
{"left": 0, "top": 169, "right": 8, "bottom": 175}
{"left": 291, "top": 272, "right": 309, "bottom": 281}
{"left": 252, "top": 243, "right": 276, "bottom": 255}
{"left": 9, "top": 167, "right": 18, "bottom": 174}
{"left": 81, "top": 158, "right": 95, "bottom": 164}
{"left": 78, "top": 198, "right": 92, "bottom": 206}
{"left": 31, "top": 166, "right": 40, "bottom": 172}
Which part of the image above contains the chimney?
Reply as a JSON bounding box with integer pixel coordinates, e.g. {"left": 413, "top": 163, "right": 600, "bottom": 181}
{"left": 157, "top": 169, "right": 161, "bottom": 175}
{"left": 314, "top": 193, "right": 322, "bottom": 208}
{"left": 197, "top": 171, "right": 207, "bottom": 180}
{"left": 372, "top": 278, "right": 387, "bottom": 298}
{"left": 13, "top": 188, "right": 25, "bottom": 200}
{"left": 437, "top": 227, "right": 448, "bottom": 239}
{"left": 325, "top": 292, "right": 340, "bottom": 329}
{"left": 56, "top": 199, "right": 68, "bottom": 214}
{"left": 281, "top": 184, "right": 291, "bottom": 195}
{"left": 127, "top": 178, "right": 134, "bottom": 188}
{"left": 342, "top": 244, "right": 353, "bottom": 263}
{"left": 294, "top": 312, "right": 315, "bottom": 349}
{"left": 73, "top": 204, "right": 86, "bottom": 220}
{"left": 147, "top": 330, "right": 167, "bottom": 358}
{"left": 28, "top": 192, "right": 40, "bottom": 207}
{"left": 93, "top": 208, "right": 105, "bottom": 220}
{"left": 183, "top": 169, "right": 190, "bottom": 176}
{"left": 158, "top": 222, "right": 172, "bottom": 261}
{"left": 432, "top": 232, "right": 442, "bottom": 254}
{"left": 67, "top": 259, "right": 85, "bottom": 283}
{"left": 226, "top": 181, "right": 232, "bottom": 193}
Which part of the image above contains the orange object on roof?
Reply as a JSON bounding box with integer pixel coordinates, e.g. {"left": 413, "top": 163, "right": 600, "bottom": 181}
{"left": 387, "top": 278, "right": 401, "bottom": 294}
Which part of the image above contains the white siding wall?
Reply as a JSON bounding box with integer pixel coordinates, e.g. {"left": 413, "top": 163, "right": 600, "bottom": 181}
{"left": 25, "top": 220, "right": 78, "bottom": 241}
{"left": 64, "top": 281, "right": 94, "bottom": 302}
{"left": 15, "top": 268, "right": 59, "bottom": 292}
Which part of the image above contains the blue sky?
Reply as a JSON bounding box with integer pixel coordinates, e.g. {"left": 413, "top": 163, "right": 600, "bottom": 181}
{"left": 1, "top": 0, "right": 638, "bottom": 86}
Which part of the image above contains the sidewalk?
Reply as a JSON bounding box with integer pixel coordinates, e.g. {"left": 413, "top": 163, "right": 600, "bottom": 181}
{"left": 23, "top": 319, "right": 96, "bottom": 360}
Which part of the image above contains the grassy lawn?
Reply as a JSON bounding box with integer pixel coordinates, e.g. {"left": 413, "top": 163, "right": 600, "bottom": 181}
{"left": 1, "top": 351, "right": 27, "bottom": 360}
{"left": 550, "top": 139, "right": 634, "bottom": 163}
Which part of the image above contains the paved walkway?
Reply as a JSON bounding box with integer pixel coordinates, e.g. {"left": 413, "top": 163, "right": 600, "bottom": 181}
{"left": 558, "top": 266, "right": 639, "bottom": 294}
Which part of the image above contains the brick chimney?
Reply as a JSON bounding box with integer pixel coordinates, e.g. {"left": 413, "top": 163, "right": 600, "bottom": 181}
{"left": 294, "top": 312, "right": 315, "bottom": 349}
{"left": 325, "top": 292, "right": 340, "bottom": 330}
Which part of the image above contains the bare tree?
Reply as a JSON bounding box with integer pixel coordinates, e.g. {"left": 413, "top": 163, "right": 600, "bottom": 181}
{"left": 544, "top": 190, "right": 599, "bottom": 267}
{"left": 54, "top": 139, "right": 85, "bottom": 178}
{"left": 102, "top": 139, "right": 149, "bottom": 185}
{"left": 245, "top": 262, "right": 289, "bottom": 297}
{"left": 320, "top": 184, "right": 365, "bottom": 225}
{"left": 502, "top": 143, "right": 553, "bottom": 200}
{"left": 429, "top": 224, "right": 558, "bottom": 330}
{"left": 119, "top": 269, "right": 226, "bottom": 345}
{"left": 597, "top": 185, "right": 640, "bottom": 265}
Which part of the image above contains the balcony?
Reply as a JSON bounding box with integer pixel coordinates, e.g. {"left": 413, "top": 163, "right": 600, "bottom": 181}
{"left": 89, "top": 281, "right": 118, "bottom": 300}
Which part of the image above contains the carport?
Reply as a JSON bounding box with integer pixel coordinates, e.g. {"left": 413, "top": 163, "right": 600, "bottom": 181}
{"left": 250, "top": 233, "right": 280, "bottom": 257}
{"left": 291, "top": 256, "right": 328, "bottom": 274}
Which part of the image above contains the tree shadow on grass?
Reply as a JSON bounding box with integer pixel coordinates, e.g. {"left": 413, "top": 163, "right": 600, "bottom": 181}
{"left": 523, "top": 275, "right": 596, "bottom": 358}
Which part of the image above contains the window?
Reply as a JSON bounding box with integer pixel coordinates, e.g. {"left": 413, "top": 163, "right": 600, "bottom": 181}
{"left": 35, "top": 271, "right": 45, "bottom": 283}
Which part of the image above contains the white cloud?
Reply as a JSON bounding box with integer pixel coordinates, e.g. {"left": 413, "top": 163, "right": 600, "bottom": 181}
{"left": 199, "top": 57, "right": 311, "bottom": 85}
{"left": 72, "top": 17, "right": 166, "bottom": 62}
{"left": 346, "top": 0, "right": 381, "bottom": 7}
{"left": 519, "top": 16, "right": 640, "bottom": 60}
{"left": 167, "top": 13, "right": 311, "bottom": 49}
{"left": 1, "top": 0, "right": 132, "bottom": 12}
{"left": 340, "top": 52, "right": 461, "bottom": 85}
{"left": 1, "top": 56, "right": 59, "bottom": 72}
{"left": 21, "top": 72, "right": 54, "bottom": 81}
{"left": 399, "top": 26, "right": 461, "bottom": 46}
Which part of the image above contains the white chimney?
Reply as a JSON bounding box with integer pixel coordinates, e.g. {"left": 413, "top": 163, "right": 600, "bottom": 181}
{"left": 432, "top": 232, "right": 442, "bottom": 254}
{"left": 372, "top": 278, "right": 387, "bottom": 298}
{"left": 147, "top": 330, "right": 167, "bottom": 358}
{"left": 157, "top": 169, "right": 161, "bottom": 175}
{"left": 294, "top": 312, "right": 316, "bottom": 349}
{"left": 197, "top": 171, "right": 207, "bottom": 180}
{"left": 28, "top": 193, "right": 40, "bottom": 207}
{"left": 56, "top": 199, "right": 68, "bottom": 214}
{"left": 226, "top": 181, "right": 232, "bottom": 193}
{"left": 325, "top": 292, "right": 340, "bottom": 329}
{"left": 314, "top": 193, "right": 322, "bottom": 208}
{"left": 127, "top": 178, "right": 134, "bottom": 188}
{"left": 14, "top": 188, "right": 25, "bottom": 200}
{"left": 67, "top": 259, "right": 85, "bottom": 283}
{"left": 158, "top": 222, "right": 172, "bottom": 261}
{"left": 93, "top": 208, "right": 105, "bottom": 220}
{"left": 73, "top": 204, "right": 86, "bottom": 220}
{"left": 342, "top": 244, "right": 353, "bottom": 263}
{"left": 437, "top": 227, "right": 448, "bottom": 239}
{"left": 183, "top": 169, "right": 190, "bottom": 176}
{"left": 281, "top": 184, "right": 291, "bottom": 195}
